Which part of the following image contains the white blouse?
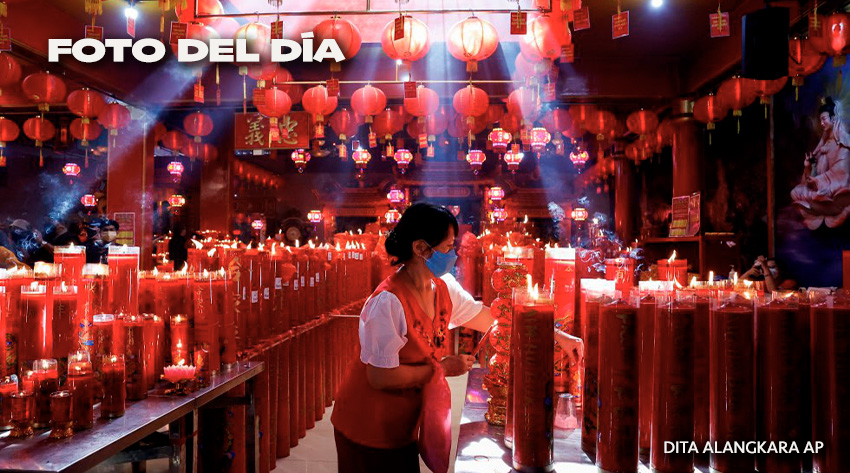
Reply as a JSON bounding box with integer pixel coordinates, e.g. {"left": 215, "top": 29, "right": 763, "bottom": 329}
{"left": 359, "top": 273, "right": 483, "bottom": 368}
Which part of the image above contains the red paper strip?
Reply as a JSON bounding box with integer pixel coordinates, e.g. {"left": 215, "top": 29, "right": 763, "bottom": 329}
{"left": 368, "top": 132, "right": 377, "bottom": 148}
{"left": 85, "top": 25, "right": 104, "bottom": 42}
{"left": 127, "top": 16, "right": 136, "bottom": 38}
{"left": 511, "top": 11, "right": 528, "bottom": 35}
{"left": 194, "top": 83, "right": 205, "bottom": 104}
{"left": 394, "top": 16, "right": 405, "bottom": 40}
{"left": 809, "top": 15, "right": 823, "bottom": 38}
{"left": 709, "top": 12, "right": 730, "bottom": 38}
{"left": 418, "top": 134, "right": 428, "bottom": 148}
{"left": 170, "top": 22, "right": 188, "bottom": 45}
{"left": 560, "top": 44, "right": 575, "bottom": 63}
{"left": 326, "top": 79, "right": 339, "bottom": 96}
{"left": 0, "top": 28, "right": 10, "bottom": 51}
{"left": 253, "top": 88, "right": 265, "bottom": 106}
{"left": 573, "top": 7, "right": 591, "bottom": 31}
{"left": 271, "top": 20, "right": 284, "bottom": 40}
{"left": 612, "top": 11, "right": 629, "bottom": 39}
{"left": 404, "top": 81, "right": 417, "bottom": 99}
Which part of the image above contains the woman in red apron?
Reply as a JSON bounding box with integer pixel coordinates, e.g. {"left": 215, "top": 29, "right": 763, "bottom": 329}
{"left": 332, "top": 203, "right": 494, "bottom": 473}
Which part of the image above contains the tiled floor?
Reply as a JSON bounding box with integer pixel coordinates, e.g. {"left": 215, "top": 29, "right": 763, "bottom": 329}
{"left": 276, "top": 372, "right": 471, "bottom": 473}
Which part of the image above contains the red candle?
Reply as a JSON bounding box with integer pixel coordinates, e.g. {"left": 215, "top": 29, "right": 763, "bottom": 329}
{"left": 19, "top": 283, "right": 51, "bottom": 370}
{"left": 107, "top": 246, "right": 139, "bottom": 315}
{"left": 658, "top": 255, "right": 687, "bottom": 287}
{"left": 54, "top": 245, "right": 86, "bottom": 283}
{"left": 710, "top": 295, "right": 755, "bottom": 473}
{"left": 546, "top": 248, "right": 576, "bottom": 394}
{"left": 271, "top": 249, "right": 295, "bottom": 334}
{"left": 637, "top": 281, "right": 672, "bottom": 457}
{"left": 580, "top": 278, "right": 615, "bottom": 461}
{"left": 260, "top": 248, "right": 273, "bottom": 336}
{"left": 170, "top": 314, "right": 192, "bottom": 364}
{"left": 156, "top": 271, "right": 193, "bottom": 322}
{"left": 138, "top": 271, "right": 157, "bottom": 315}
{"left": 67, "top": 351, "right": 94, "bottom": 430}
{"left": 195, "top": 345, "right": 210, "bottom": 388}
{"left": 123, "top": 315, "right": 147, "bottom": 400}
{"left": 651, "top": 296, "right": 695, "bottom": 473}
{"left": 606, "top": 257, "right": 636, "bottom": 294}
{"left": 81, "top": 263, "right": 109, "bottom": 320}
{"left": 502, "top": 246, "right": 535, "bottom": 282}
{"left": 52, "top": 283, "right": 79, "bottom": 365}
{"left": 100, "top": 354, "right": 126, "bottom": 418}
{"left": 220, "top": 246, "right": 247, "bottom": 355}
{"left": 596, "top": 298, "right": 640, "bottom": 472}
{"left": 32, "top": 358, "right": 59, "bottom": 428}
{"left": 9, "top": 390, "right": 35, "bottom": 438}
{"left": 244, "top": 248, "right": 261, "bottom": 347}
{"left": 188, "top": 245, "right": 219, "bottom": 272}
{"left": 685, "top": 289, "right": 712, "bottom": 454}
{"left": 92, "top": 313, "right": 115, "bottom": 389}
{"left": 143, "top": 315, "right": 165, "bottom": 389}
{"left": 511, "top": 286, "right": 555, "bottom": 471}
{"left": 193, "top": 271, "right": 225, "bottom": 373}
{"left": 48, "top": 390, "right": 73, "bottom": 439}
{"left": 756, "top": 296, "right": 802, "bottom": 473}
{"left": 0, "top": 375, "right": 18, "bottom": 430}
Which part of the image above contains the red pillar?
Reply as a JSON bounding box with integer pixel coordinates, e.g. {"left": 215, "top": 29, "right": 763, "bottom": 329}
{"left": 200, "top": 131, "right": 234, "bottom": 233}
{"left": 614, "top": 160, "right": 636, "bottom": 243}
{"left": 107, "top": 121, "right": 155, "bottom": 270}
{"left": 671, "top": 99, "right": 703, "bottom": 199}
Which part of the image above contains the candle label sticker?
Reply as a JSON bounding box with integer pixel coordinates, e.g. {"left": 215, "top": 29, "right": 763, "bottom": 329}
{"left": 85, "top": 25, "right": 104, "bottom": 42}
{"left": 169, "top": 22, "right": 188, "bottom": 45}
{"left": 0, "top": 28, "right": 10, "bottom": 51}
{"left": 301, "top": 276, "right": 305, "bottom": 286}
{"left": 309, "top": 277, "right": 315, "bottom": 288}
{"left": 315, "top": 271, "right": 320, "bottom": 282}
{"left": 194, "top": 83, "right": 204, "bottom": 104}
{"left": 511, "top": 11, "right": 528, "bottom": 35}
{"left": 242, "top": 287, "right": 247, "bottom": 300}
{"left": 127, "top": 16, "right": 136, "bottom": 38}
{"left": 612, "top": 11, "right": 629, "bottom": 39}
{"left": 709, "top": 11, "right": 730, "bottom": 37}
{"left": 394, "top": 16, "right": 405, "bottom": 40}
{"left": 264, "top": 288, "right": 270, "bottom": 300}
{"left": 275, "top": 277, "right": 282, "bottom": 289}
{"left": 574, "top": 7, "right": 591, "bottom": 31}
{"left": 328, "top": 252, "right": 333, "bottom": 261}
{"left": 294, "top": 280, "right": 299, "bottom": 291}
{"left": 271, "top": 20, "right": 284, "bottom": 40}
{"left": 404, "top": 81, "right": 418, "bottom": 99}
{"left": 251, "top": 290, "right": 258, "bottom": 303}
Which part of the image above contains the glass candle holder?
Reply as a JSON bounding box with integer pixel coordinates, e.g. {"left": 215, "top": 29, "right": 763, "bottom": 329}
{"left": 48, "top": 390, "right": 73, "bottom": 439}
{"left": 52, "top": 283, "right": 79, "bottom": 370}
{"left": 100, "top": 355, "right": 126, "bottom": 419}
{"left": 67, "top": 351, "right": 94, "bottom": 430}
{"left": 32, "top": 358, "right": 59, "bottom": 429}
{"left": 170, "top": 314, "right": 192, "bottom": 364}
{"left": 0, "top": 375, "right": 19, "bottom": 431}
{"left": 107, "top": 246, "right": 140, "bottom": 315}
{"left": 54, "top": 245, "right": 86, "bottom": 282}
{"left": 19, "top": 283, "right": 50, "bottom": 371}
{"left": 123, "top": 315, "right": 147, "bottom": 401}
{"left": 194, "top": 344, "right": 210, "bottom": 388}
{"left": 81, "top": 264, "right": 109, "bottom": 317}
{"left": 9, "top": 390, "right": 35, "bottom": 438}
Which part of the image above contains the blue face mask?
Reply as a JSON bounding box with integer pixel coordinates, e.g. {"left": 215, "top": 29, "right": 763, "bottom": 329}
{"left": 424, "top": 245, "right": 458, "bottom": 278}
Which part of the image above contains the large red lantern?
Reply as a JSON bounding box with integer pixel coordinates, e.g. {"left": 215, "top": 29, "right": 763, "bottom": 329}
{"left": 97, "top": 102, "right": 131, "bottom": 136}
{"left": 22, "top": 72, "right": 66, "bottom": 112}
{"left": 717, "top": 76, "right": 758, "bottom": 117}
{"left": 500, "top": 112, "right": 523, "bottom": 135}
{"left": 162, "top": 130, "right": 189, "bottom": 153}
{"left": 381, "top": 16, "right": 430, "bottom": 63}
{"left": 656, "top": 119, "right": 675, "bottom": 148}
{"left": 626, "top": 109, "right": 659, "bottom": 138}
{"left": 184, "top": 111, "right": 214, "bottom": 143}
{"left": 693, "top": 93, "right": 728, "bottom": 131}
{"left": 507, "top": 87, "right": 541, "bottom": 124}
{"left": 569, "top": 104, "right": 598, "bottom": 130}
{"left": 520, "top": 15, "right": 571, "bottom": 62}
{"left": 752, "top": 77, "right": 789, "bottom": 118}
{"left": 302, "top": 85, "right": 338, "bottom": 122}
{"left": 488, "top": 128, "right": 512, "bottom": 153}
{"left": 313, "top": 16, "right": 362, "bottom": 70}
{"left": 816, "top": 12, "right": 850, "bottom": 66}
{"left": 175, "top": 0, "right": 223, "bottom": 27}
{"left": 465, "top": 149, "right": 486, "bottom": 174}
{"left": 393, "top": 149, "right": 413, "bottom": 173}
{"left": 541, "top": 107, "right": 572, "bottom": 139}
{"left": 171, "top": 23, "right": 220, "bottom": 59}
{"left": 256, "top": 86, "right": 292, "bottom": 118}
{"left": 23, "top": 116, "right": 55, "bottom": 166}
{"left": 0, "top": 53, "right": 21, "bottom": 96}
{"left": 329, "top": 108, "right": 361, "bottom": 140}
{"left": 234, "top": 22, "right": 272, "bottom": 64}
{"left": 247, "top": 62, "right": 278, "bottom": 88}
{"left": 372, "top": 107, "right": 405, "bottom": 141}
{"left": 529, "top": 127, "right": 551, "bottom": 153}
{"left": 67, "top": 88, "right": 106, "bottom": 124}
{"left": 514, "top": 53, "right": 557, "bottom": 82}
{"left": 425, "top": 106, "right": 450, "bottom": 137}
{"left": 69, "top": 118, "right": 102, "bottom": 146}
{"left": 291, "top": 149, "right": 311, "bottom": 173}
{"left": 183, "top": 142, "right": 218, "bottom": 163}
{"left": 404, "top": 86, "right": 440, "bottom": 121}
{"left": 451, "top": 113, "right": 488, "bottom": 138}
{"left": 453, "top": 85, "right": 489, "bottom": 119}
{"left": 789, "top": 37, "right": 827, "bottom": 91}
{"left": 503, "top": 149, "right": 524, "bottom": 172}
{"left": 486, "top": 104, "right": 506, "bottom": 127}
{"left": 0, "top": 116, "right": 19, "bottom": 147}
{"left": 351, "top": 85, "right": 386, "bottom": 123}
{"left": 447, "top": 16, "right": 499, "bottom": 72}
{"left": 585, "top": 110, "right": 618, "bottom": 140}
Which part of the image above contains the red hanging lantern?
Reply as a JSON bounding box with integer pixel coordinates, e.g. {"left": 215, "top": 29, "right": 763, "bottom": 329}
{"left": 656, "top": 119, "right": 674, "bottom": 148}
{"left": 167, "top": 161, "right": 184, "bottom": 182}
{"left": 351, "top": 85, "right": 387, "bottom": 123}
{"left": 352, "top": 148, "right": 371, "bottom": 167}
{"left": 162, "top": 130, "right": 189, "bottom": 153}
{"left": 234, "top": 22, "right": 272, "bottom": 64}
{"left": 529, "top": 127, "right": 551, "bottom": 153}
{"left": 717, "top": 76, "right": 758, "bottom": 119}
{"left": 571, "top": 207, "right": 588, "bottom": 222}
{"left": 182, "top": 142, "right": 218, "bottom": 163}
{"left": 329, "top": 108, "right": 361, "bottom": 141}
{"left": 385, "top": 208, "right": 402, "bottom": 224}
{"left": 62, "top": 162, "right": 81, "bottom": 178}
{"left": 257, "top": 86, "right": 292, "bottom": 144}
{"left": 168, "top": 194, "right": 186, "bottom": 208}
{"left": 23, "top": 116, "right": 55, "bottom": 147}
{"left": 569, "top": 104, "right": 598, "bottom": 130}
{"left": 447, "top": 16, "right": 499, "bottom": 73}
{"left": 503, "top": 149, "right": 524, "bottom": 172}
{"left": 171, "top": 23, "right": 220, "bottom": 59}
{"left": 81, "top": 194, "right": 97, "bottom": 208}
{"left": 393, "top": 148, "right": 413, "bottom": 173}
{"left": 490, "top": 207, "right": 508, "bottom": 223}
{"left": 507, "top": 87, "right": 541, "bottom": 124}
{"left": 0, "top": 53, "right": 22, "bottom": 97}
{"left": 175, "top": 0, "right": 223, "bottom": 27}
{"left": 184, "top": 111, "right": 214, "bottom": 143}
{"left": 752, "top": 77, "right": 789, "bottom": 118}
{"left": 0, "top": 116, "right": 20, "bottom": 149}
{"left": 585, "top": 110, "right": 618, "bottom": 140}
{"left": 247, "top": 62, "right": 278, "bottom": 89}
{"left": 404, "top": 86, "right": 440, "bottom": 121}
{"left": 425, "top": 106, "right": 450, "bottom": 138}
{"left": 69, "top": 118, "right": 102, "bottom": 146}
{"left": 487, "top": 186, "right": 505, "bottom": 202}
{"left": 693, "top": 93, "right": 728, "bottom": 142}
{"left": 520, "top": 15, "right": 571, "bottom": 62}
{"left": 789, "top": 37, "right": 827, "bottom": 91}
{"left": 22, "top": 72, "right": 67, "bottom": 112}
{"left": 381, "top": 15, "right": 430, "bottom": 63}
{"left": 569, "top": 148, "right": 589, "bottom": 167}
{"left": 387, "top": 187, "right": 406, "bottom": 204}
{"left": 500, "top": 112, "right": 523, "bottom": 135}
{"left": 816, "top": 12, "right": 850, "bottom": 67}
{"left": 488, "top": 128, "right": 512, "bottom": 153}
{"left": 465, "top": 149, "right": 486, "bottom": 174}
{"left": 307, "top": 210, "right": 323, "bottom": 223}
{"left": 541, "top": 107, "right": 572, "bottom": 139}
{"left": 453, "top": 85, "right": 489, "bottom": 120}
{"left": 486, "top": 104, "right": 506, "bottom": 127}
{"left": 626, "top": 109, "right": 659, "bottom": 138}
{"left": 67, "top": 88, "right": 106, "bottom": 124}
{"left": 97, "top": 102, "right": 131, "bottom": 137}
{"left": 514, "top": 53, "right": 557, "bottom": 82}
{"left": 291, "top": 149, "right": 311, "bottom": 173}
{"left": 313, "top": 16, "right": 362, "bottom": 70}
{"left": 302, "top": 85, "right": 338, "bottom": 122}
{"left": 372, "top": 107, "right": 405, "bottom": 141}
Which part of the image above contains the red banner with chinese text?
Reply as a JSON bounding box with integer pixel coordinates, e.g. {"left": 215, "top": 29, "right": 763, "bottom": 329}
{"left": 234, "top": 112, "right": 311, "bottom": 150}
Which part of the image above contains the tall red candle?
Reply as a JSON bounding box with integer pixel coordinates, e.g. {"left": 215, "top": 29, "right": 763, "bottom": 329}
{"left": 138, "top": 271, "right": 157, "bottom": 315}
{"left": 710, "top": 295, "right": 755, "bottom": 473}
{"left": 221, "top": 246, "right": 248, "bottom": 355}
{"left": 54, "top": 245, "right": 86, "bottom": 283}
{"left": 548, "top": 249, "right": 576, "bottom": 394}
{"left": 684, "top": 289, "right": 711, "bottom": 455}
{"left": 52, "top": 283, "right": 78, "bottom": 365}
{"left": 19, "top": 283, "right": 50, "bottom": 370}
{"left": 143, "top": 315, "right": 165, "bottom": 388}
{"left": 170, "top": 314, "right": 192, "bottom": 364}
{"left": 244, "top": 248, "right": 261, "bottom": 347}
{"left": 657, "top": 256, "right": 687, "bottom": 287}
{"left": 0, "top": 286, "right": 7, "bottom": 379}
{"left": 100, "top": 354, "right": 126, "bottom": 418}
{"left": 107, "top": 246, "right": 139, "bottom": 315}
{"left": 259, "top": 248, "right": 273, "bottom": 336}
{"left": 511, "top": 286, "right": 555, "bottom": 472}
{"left": 597, "top": 298, "right": 640, "bottom": 473}
{"left": 92, "top": 313, "right": 115, "bottom": 389}
{"left": 651, "top": 296, "right": 695, "bottom": 473}
{"left": 0, "top": 374, "right": 18, "bottom": 430}
{"left": 503, "top": 246, "right": 535, "bottom": 283}
{"left": 756, "top": 296, "right": 802, "bottom": 473}
{"left": 580, "top": 279, "right": 615, "bottom": 461}
{"left": 32, "top": 358, "right": 59, "bottom": 428}
{"left": 67, "top": 351, "right": 94, "bottom": 430}
{"left": 123, "top": 315, "right": 147, "bottom": 400}
{"left": 605, "top": 257, "right": 636, "bottom": 294}
{"left": 81, "top": 263, "right": 109, "bottom": 320}
{"left": 637, "top": 281, "right": 672, "bottom": 457}
{"left": 193, "top": 271, "right": 225, "bottom": 373}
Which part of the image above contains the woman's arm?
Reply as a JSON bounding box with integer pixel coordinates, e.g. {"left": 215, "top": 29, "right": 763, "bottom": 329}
{"left": 366, "top": 363, "right": 434, "bottom": 390}
{"left": 459, "top": 306, "right": 495, "bottom": 333}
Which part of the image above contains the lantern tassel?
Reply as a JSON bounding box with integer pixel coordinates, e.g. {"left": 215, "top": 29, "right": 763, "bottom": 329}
{"left": 85, "top": 149, "right": 89, "bottom": 168}
{"left": 39, "top": 148, "right": 43, "bottom": 167}
{"left": 737, "top": 117, "right": 741, "bottom": 134}
{"left": 216, "top": 64, "right": 221, "bottom": 106}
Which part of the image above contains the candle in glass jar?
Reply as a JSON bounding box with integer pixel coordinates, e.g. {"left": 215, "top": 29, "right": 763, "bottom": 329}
{"left": 580, "top": 279, "right": 616, "bottom": 461}
{"left": 67, "top": 351, "right": 94, "bottom": 430}
{"left": 605, "top": 257, "right": 636, "bottom": 294}
{"left": 54, "top": 245, "right": 86, "bottom": 282}
{"left": 48, "top": 390, "right": 73, "bottom": 439}
{"left": 19, "top": 283, "right": 50, "bottom": 370}
{"left": 9, "top": 390, "right": 35, "bottom": 438}
{"left": 32, "top": 358, "right": 59, "bottom": 428}
{"left": 0, "top": 375, "right": 18, "bottom": 430}
{"left": 143, "top": 315, "right": 164, "bottom": 389}
{"left": 92, "top": 314, "right": 115, "bottom": 382}
{"left": 52, "top": 283, "right": 78, "bottom": 366}
{"left": 138, "top": 271, "right": 157, "bottom": 315}
{"left": 123, "top": 315, "right": 147, "bottom": 400}
{"left": 107, "top": 246, "right": 139, "bottom": 315}
{"left": 710, "top": 295, "right": 755, "bottom": 473}
{"left": 81, "top": 263, "right": 109, "bottom": 319}
{"left": 511, "top": 286, "right": 555, "bottom": 472}
{"left": 637, "top": 281, "right": 672, "bottom": 457}
{"left": 503, "top": 246, "right": 535, "bottom": 283}
{"left": 192, "top": 270, "right": 224, "bottom": 374}
{"left": 170, "top": 314, "right": 192, "bottom": 364}
{"left": 657, "top": 255, "right": 687, "bottom": 287}
{"left": 545, "top": 247, "right": 577, "bottom": 393}
{"left": 101, "top": 355, "right": 126, "bottom": 418}
{"left": 683, "top": 289, "right": 712, "bottom": 454}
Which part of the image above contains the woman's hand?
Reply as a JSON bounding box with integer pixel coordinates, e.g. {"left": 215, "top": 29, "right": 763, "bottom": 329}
{"left": 440, "top": 355, "right": 475, "bottom": 377}
{"left": 554, "top": 329, "right": 584, "bottom": 368}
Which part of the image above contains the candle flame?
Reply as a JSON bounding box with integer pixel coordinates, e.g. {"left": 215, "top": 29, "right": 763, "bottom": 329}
{"left": 202, "top": 269, "right": 209, "bottom": 278}
{"left": 258, "top": 243, "right": 265, "bottom": 251}
{"left": 523, "top": 215, "right": 528, "bottom": 224}
{"left": 178, "top": 262, "right": 188, "bottom": 273}
{"left": 708, "top": 271, "right": 714, "bottom": 284}
{"left": 247, "top": 242, "right": 253, "bottom": 250}
{"left": 218, "top": 268, "right": 226, "bottom": 277}
{"left": 674, "top": 279, "right": 684, "bottom": 289}
{"left": 69, "top": 242, "right": 74, "bottom": 248}
{"left": 744, "top": 280, "right": 753, "bottom": 288}
{"left": 29, "top": 281, "right": 39, "bottom": 290}
{"left": 110, "top": 355, "right": 118, "bottom": 363}
{"left": 531, "top": 283, "right": 540, "bottom": 300}
{"left": 668, "top": 250, "right": 677, "bottom": 263}
{"left": 178, "top": 359, "right": 185, "bottom": 366}
{"left": 174, "top": 315, "right": 182, "bottom": 324}
{"left": 153, "top": 267, "right": 159, "bottom": 276}
{"left": 41, "top": 359, "right": 49, "bottom": 370}
{"left": 690, "top": 276, "right": 698, "bottom": 288}
{"left": 733, "top": 272, "right": 739, "bottom": 286}
{"left": 308, "top": 240, "right": 316, "bottom": 249}
{"left": 191, "top": 239, "right": 203, "bottom": 250}
{"left": 358, "top": 229, "right": 363, "bottom": 235}
{"left": 60, "top": 281, "right": 67, "bottom": 291}
{"left": 176, "top": 341, "right": 182, "bottom": 348}
{"left": 231, "top": 241, "right": 237, "bottom": 249}
{"left": 526, "top": 274, "right": 533, "bottom": 291}
{"left": 335, "top": 242, "right": 341, "bottom": 251}
{"left": 207, "top": 248, "right": 216, "bottom": 257}
{"left": 295, "top": 239, "right": 300, "bottom": 248}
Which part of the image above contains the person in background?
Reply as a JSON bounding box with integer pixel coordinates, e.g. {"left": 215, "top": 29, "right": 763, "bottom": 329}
{"left": 9, "top": 219, "right": 53, "bottom": 266}
{"left": 84, "top": 223, "right": 106, "bottom": 264}
{"left": 741, "top": 255, "right": 797, "bottom": 292}
{"left": 99, "top": 220, "right": 119, "bottom": 247}
{"left": 51, "top": 220, "right": 80, "bottom": 247}
{"left": 168, "top": 223, "right": 189, "bottom": 271}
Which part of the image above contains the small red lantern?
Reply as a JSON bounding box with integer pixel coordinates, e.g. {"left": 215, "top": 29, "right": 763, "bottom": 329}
{"left": 387, "top": 187, "right": 405, "bottom": 204}
{"left": 490, "top": 207, "right": 508, "bottom": 223}
{"left": 381, "top": 16, "right": 430, "bottom": 63}
{"left": 302, "top": 85, "right": 338, "bottom": 122}
{"left": 182, "top": 142, "right": 218, "bottom": 163}
{"left": 67, "top": 88, "right": 106, "bottom": 124}
{"left": 291, "top": 149, "right": 311, "bottom": 173}
{"left": 0, "top": 116, "right": 20, "bottom": 149}
{"left": 717, "top": 76, "right": 758, "bottom": 118}
{"left": 167, "top": 161, "right": 184, "bottom": 182}
{"left": 693, "top": 93, "right": 728, "bottom": 131}
{"left": 70, "top": 118, "right": 102, "bottom": 147}
{"left": 81, "top": 194, "right": 97, "bottom": 208}
{"left": 520, "top": 15, "right": 571, "bottom": 62}
{"left": 569, "top": 148, "right": 589, "bottom": 168}
{"left": 62, "top": 162, "right": 81, "bottom": 177}
{"left": 815, "top": 12, "right": 850, "bottom": 67}
{"left": 162, "top": 130, "right": 189, "bottom": 153}
{"left": 569, "top": 104, "right": 598, "bottom": 129}
{"left": 585, "top": 110, "right": 618, "bottom": 140}
{"left": 251, "top": 220, "right": 265, "bottom": 231}
{"left": 385, "top": 208, "right": 402, "bottom": 224}
{"left": 404, "top": 86, "right": 440, "bottom": 121}
{"left": 466, "top": 149, "right": 486, "bottom": 174}
{"left": 541, "top": 108, "right": 573, "bottom": 138}
{"left": 571, "top": 207, "right": 588, "bottom": 222}
{"left": 503, "top": 149, "right": 524, "bottom": 172}
{"left": 447, "top": 16, "right": 499, "bottom": 72}
{"left": 487, "top": 186, "right": 505, "bottom": 202}
{"left": 184, "top": 111, "right": 214, "bottom": 143}
{"left": 313, "top": 16, "right": 362, "bottom": 70}
{"left": 329, "top": 108, "right": 361, "bottom": 141}
{"left": 453, "top": 85, "right": 489, "bottom": 119}
{"left": 507, "top": 87, "right": 540, "bottom": 124}
{"left": 168, "top": 194, "right": 186, "bottom": 208}
{"left": 752, "top": 77, "right": 789, "bottom": 118}
{"left": 307, "top": 210, "right": 323, "bottom": 223}
{"left": 488, "top": 128, "right": 512, "bottom": 153}
{"left": 372, "top": 107, "right": 405, "bottom": 141}
{"left": 0, "top": 53, "right": 21, "bottom": 97}
{"left": 98, "top": 102, "right": 131, "bottom": 138}
{"left": 626, "top": 109, "right": 659, "bottom": 138}
{"left": 22, "top": 72, "right": 67, "bottom": 112}
{"left": 23, "top": 116, "right": 55, "bottom": 166}
{"left": 352, "top": 148, "right": 372, "bottom": 172}
{"left": 393, "top": 149, "right": 413, "bottom": 174}
{"left": 175, "top": 0, "right": 223, "bottom": 27}
{"left": 789, "top": 37, "right": 826, "bottom": 93}
{"left": 425, "top": 106, "right": 451, "bottom": 137}
{"left": 530, "top": 127, "right": 551, "bottom": 153}
{"left": 351, "top": 85, "right": 386, "bottom": 123}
